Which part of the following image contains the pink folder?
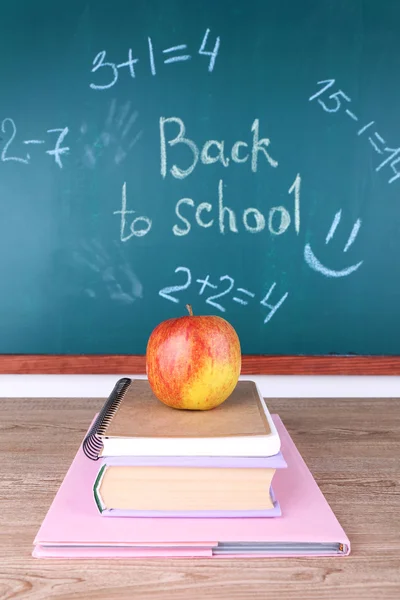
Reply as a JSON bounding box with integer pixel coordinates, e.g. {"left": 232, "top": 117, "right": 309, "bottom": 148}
{"left": 33, "top": 415, "right": 350, "bottom": 558}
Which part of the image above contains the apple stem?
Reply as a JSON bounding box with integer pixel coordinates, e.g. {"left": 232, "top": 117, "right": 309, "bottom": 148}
{"left": 186, "top": 304, "right": 193, "bottom": 316}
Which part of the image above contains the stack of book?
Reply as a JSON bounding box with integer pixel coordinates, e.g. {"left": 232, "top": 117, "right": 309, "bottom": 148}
{"left": 33, "top": 378, "right": 350, "bottom": 558}
{"left": 90, "top": 379, "right": 286, "bottom": 518}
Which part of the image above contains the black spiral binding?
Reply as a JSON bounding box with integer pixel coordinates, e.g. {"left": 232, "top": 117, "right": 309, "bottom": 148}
{"left": 83, "top": 377, "right": 132, "bottom": 460}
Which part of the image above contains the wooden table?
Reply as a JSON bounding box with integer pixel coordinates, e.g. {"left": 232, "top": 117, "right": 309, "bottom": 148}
{"left": 1, "top": 397, "right": 399, "bottom": 600}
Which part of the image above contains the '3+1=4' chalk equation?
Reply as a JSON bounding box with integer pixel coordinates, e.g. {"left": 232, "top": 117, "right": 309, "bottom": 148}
{"left": 89, "top": 29, "right": 220, "bottom": 90}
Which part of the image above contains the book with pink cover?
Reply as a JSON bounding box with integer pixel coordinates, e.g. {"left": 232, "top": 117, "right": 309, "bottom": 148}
{"left": 33, "top": 415, "right": 350, "bottom": 558}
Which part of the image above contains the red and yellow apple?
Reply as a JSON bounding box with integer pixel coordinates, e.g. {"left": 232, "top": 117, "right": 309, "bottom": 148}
{"left": 146, "top": 305, "right": 241, "bottom": 410}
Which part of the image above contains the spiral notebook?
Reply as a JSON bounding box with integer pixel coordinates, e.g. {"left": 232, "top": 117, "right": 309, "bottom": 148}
{"left": 33, "top": 414, "right": 350, "bottom": 558}
{"left": 83, "top": 378, "right": 281, "bottom": 459}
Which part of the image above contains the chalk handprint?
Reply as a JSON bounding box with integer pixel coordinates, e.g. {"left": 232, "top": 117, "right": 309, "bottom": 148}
{"left": 74, "top": 240, "right": 143, "bottom": 304}
{"left": 81, "top": 98, "right": 142, "bottom": 168}
{"left": 304, "top": 210, "right": 363, "bottom": 277}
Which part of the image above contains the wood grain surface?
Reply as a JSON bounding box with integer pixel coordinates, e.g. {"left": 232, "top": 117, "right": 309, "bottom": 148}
{"left": 2, "top": 354, "right": 400, "bottom": 374}
{"left": 0, "top": 397, "right": 399, "bottom": 600}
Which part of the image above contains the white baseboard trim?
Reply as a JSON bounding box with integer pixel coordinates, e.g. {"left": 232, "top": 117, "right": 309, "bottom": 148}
{"left": 1, "top": 374, "right": 400, "bottom": 398}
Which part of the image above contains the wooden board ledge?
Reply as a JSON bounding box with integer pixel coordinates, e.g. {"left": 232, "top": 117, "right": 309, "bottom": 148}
{"left": 1, "top": 355, "right": 400, "bottom": 374}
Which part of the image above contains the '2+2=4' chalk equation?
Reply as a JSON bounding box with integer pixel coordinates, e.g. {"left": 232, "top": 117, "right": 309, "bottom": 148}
{"left": 158, "top": 266, "right": 288, "bottom": 325}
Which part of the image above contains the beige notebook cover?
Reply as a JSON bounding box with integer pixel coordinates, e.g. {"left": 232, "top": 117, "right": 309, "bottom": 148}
{"left": 105, "top": 379, "right": 270, "bottom": 438}
{"left": 83, "top": 378, "right": 281, "bottom": 458}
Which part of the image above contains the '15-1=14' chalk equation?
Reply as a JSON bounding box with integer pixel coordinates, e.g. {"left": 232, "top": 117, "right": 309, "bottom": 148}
{"left": 309, "top": 78, "right": 400, "bottom": 185}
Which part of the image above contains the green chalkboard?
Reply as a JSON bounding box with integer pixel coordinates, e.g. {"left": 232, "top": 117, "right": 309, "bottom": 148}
{"left": 1, "top": 0, "right": 400, "bottom": 356}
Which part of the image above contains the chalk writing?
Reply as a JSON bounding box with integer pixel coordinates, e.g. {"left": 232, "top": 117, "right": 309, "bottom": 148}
{"left": 260, "top": 283, "right": 289, "bottom": 324}
{"left": 46, "top": 128, "right": 70, "bottom": 168}
{"left": 0, "top": 109, "right": 142, "bottom": 170}
{"left": 159, "top": 266, "right": 288, "bottom": 324}
{"left": 1, "top": 118, "right": 29, "bottom": 164}
{"left": 90, "top": 29, "right": 220, "bottom": 89}
{"left": 161, "top": 43, "right": 190, "bottom": 65}
{"left": 90, "top": 51, "right": 119, "bottom": 90}
{"left": 158, "top": 267, "right": 192, "bottom": 303}
{"left": 172, "top": 177, "right": 300, "bottom": 236}
{"left": 288, "top": 173, "right": 301, "bottom": 234}
{"left": 114, "top": 182, "right": 152, "bottom": 241}
{"left": 198, "top": 28, "right": 220, "bottom": 72}
{"left": 204, "top": 275, "right": 234, "bottom": 311}
{"left": 160, "top": 117, "right": 278, "bottom": 179}
{"left": 233, "top": 288, "right": 255, "bottom": 305}
{"left": 0, "top": 118, "right": 69, "bottom": 168}
{"left": 113, "top": 170, "right": 300, "bottom": 241}
{"left": 309, "top": 79, "right": 400, "bottom": 184}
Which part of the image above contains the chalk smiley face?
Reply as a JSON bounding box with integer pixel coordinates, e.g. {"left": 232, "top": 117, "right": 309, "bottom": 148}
{"left": 304, "top": 210, "right": 363, "bottom": 278}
